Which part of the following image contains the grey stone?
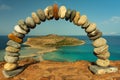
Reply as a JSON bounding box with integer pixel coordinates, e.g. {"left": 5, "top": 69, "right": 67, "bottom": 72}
{"left": 65, "top": 9, "right": 72, "bottom": 21}
{"left": 12, "top": 30, "right": 25, "bottom": 39}
{"left": 25, "top": 17, "right": 36, "bottom": 29}
{"left": 6, "top": 52, "right": 20, "bottom": 57}
{"left": 37, "top": 9, "right": 46, "bottom": 22}
{"left": 4, "top": 55, "right": 19, "bottom": 63}
{"left": 89, "top": 65, "right": 118, "bottom": 74}
{"left": 70, "top": 10, "right": 76, "bottom": 22}
{"left": 7, "top": 40, "right": 21, "bottom": 49}
{"left": 2, "top": 66, "right": 25, "bottom": 78}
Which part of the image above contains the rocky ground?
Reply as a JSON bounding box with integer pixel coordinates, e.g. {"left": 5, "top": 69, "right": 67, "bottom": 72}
{"left": 0, "top": 58, "right": 120, "bottom": 80}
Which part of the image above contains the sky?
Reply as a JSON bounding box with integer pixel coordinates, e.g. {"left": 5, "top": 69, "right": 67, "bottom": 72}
{"left": 0, "top": 0, "right": 120, "bottom": 36}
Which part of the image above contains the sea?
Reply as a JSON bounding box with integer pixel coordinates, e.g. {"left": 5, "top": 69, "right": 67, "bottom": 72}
{"left": 0, "top": 35, "right": 120, "bottom": 62}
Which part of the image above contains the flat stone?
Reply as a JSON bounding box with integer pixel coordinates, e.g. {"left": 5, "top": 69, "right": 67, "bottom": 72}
{"left": 44, "top": 6, "right": 53, "bottom": 20}
{"left": 53, "top": 4, "right": 59, "bottom": 20}
{"left": 96, "top": 59, "right": 110, "bottom": 67}
{"left": 7, "top": 40, "right": 21, "bottom": 49}
{"left": 5, "top": 46, "right": 20, "bottom": 53}
{"left": 25, "top": 17, "right": 36, "bottom": 29}
{"left": 58, "top": 6, "right": 67, "bottom": 19}
{"left": 12, "top": 30, "right": 25, "bottom": 39}
{"left": 4, "top": 63, "right": 18, "bottom": 71}
{"left": 73, "top": 11, "right": 80, "bottom": 25}
{"left": 93, "top": 37, "right": 107, "bottom": 48}
{"left": 6, "top": 52, "right": 20, "bottom": 57}
{"left": 4, "top": 55, "right": 19, "bottom": 63}
{"left": 87, "top": 29, "right": 100, "bottom": 37}
{"left": 37, "top": 9, "right": 46, "bottom": 22}
{"left": 70, "top": 10, "right": 76, "bottom": 22}
{"left": 78, "top": 15, "right": 87, "bottom": 26}
{"left": 3, "top": 66, "right": 25, "bottom": 78}
{"left": 14, "top": 25, "right": 27, "bottom": 34}
{"left": 18, "top": 20, "right": 30, "bottom": 32}
{"left": 32, "top": 12, "right": 41, "bottom": 24}
{"left": 85, "top": 23, "right": 96, "bottom": 33}
{"left": 89, "top": 65, "right": 118, "bottom": 74}
{"left": 65, "top": 9, "right": 72, "bottom": 21}
{"left": 96, "top": 51, "right": 110, "bottom": 60}
{"left": 89, "top": 31, "right": 102, "bottom": 40}
{"left": 94, "top": 45, "right": 109, "bottom": 55}
{"left": 82, "top": 20, "right": 90, "bottom": 29}
{"left": 8, "top": 33, "right": 23, "bottom": 43}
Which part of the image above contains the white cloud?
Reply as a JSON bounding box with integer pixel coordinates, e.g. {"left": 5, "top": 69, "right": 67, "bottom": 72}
{"left": 0, "top": 4, "right": 11, "bottom": 10}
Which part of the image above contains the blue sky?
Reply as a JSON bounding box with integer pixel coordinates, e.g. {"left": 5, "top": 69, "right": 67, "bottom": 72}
{"left": 0, "top": 0, "right": 120, "bottom": 35}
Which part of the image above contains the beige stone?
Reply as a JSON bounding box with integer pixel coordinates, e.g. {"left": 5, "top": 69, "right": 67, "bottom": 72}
{"left": 4, "top": 63, "right": 18, "bottom": 71}
{"left": 94, "top": 45, "right": 109, "bottom": 55}
{"left": 96, "top": 59, "right": 110, "bottom": 67}
{"left": 5, "top": 46, "right": 20, "bottom": 53}
{"left": 78, "top": 15, "right": 87, "bottom": 26}
{"left": 14, "top": 25, "right": 27, "bottom": 34}
{"left": 31, "top": 12, "right": 41, "bottom": 24}
{"left": 58, "top": 6, "right": 67, "bottom": 19}
{"left": 44, "top": 6, "right": 53, "bottom": 20}
{"left": 25, "top": 17, "right": 36, "bottom": 29}
{"left": 96, "top": 51, "right": 110, "bottom": 60}
{"left": 85, "top": 23, "right": 96, "bottom": 33}
{"left": 93, "top": 38, "right": 107, "bottom": 48}
{"left": 73, "top": 11, "right": 80, "bottom": 25}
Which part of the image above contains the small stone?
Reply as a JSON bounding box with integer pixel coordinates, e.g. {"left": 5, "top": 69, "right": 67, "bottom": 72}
{"left": 7, "top": 40, "right": 21, "bottom": 49}
{"left": 12, "top": 30, "right": 25, "bottom": 39}
{"left": 96, "top": 51, "right": 110, "bottom": 60}
{"left": 65, "top": 9, "right": 72, "bottom": 21}
{"left": 53, "top": 4, "right": 59, "bottom": 20}
{"left": 89, "top": 31, "right": 102, "bottom": 40}
{"left": 32, "top": 12, "right": 41, "bottom": 24}
{"left": 18, "top": 20, "right": 30, "bottom": 32}
{"left": 5, "top": 46, "right": 20, "bottom": 53}
{"left": 87, "top": 29, "right": 99, "bottom": 37}
{"left": 37, "top": 9, "right": 46, "bottom": 22}
{"left": 73, "top": 11, "right": 80, "bottom": 25}
{"left": 82, "top": 20, "right": 90, "bottom": 29}
{"left": 4, "top": 55, "right": 19, "bottom": 63}
{"left": 8, "top": 33, "right": 23, "bottom": 43}
{"left": 25, "top": 17, "right": 36, "bottom": 29}
{"left": 70, "top": 10, "right": 76, "bottom": 22}
{"left": 85, "top": 23, "right": 96, "bottom": 33}
{"left": 93, "top": 37, "right": 107, "bottom": 48}
{"left": 96, "top": 59, "right": 110, "bottom": 67}
{"left": 6, "top": 52, "right": 20, "bottom": 57}
{"left": 78, "top": 15, "right": 87, "bottom": 26}
{"left": 94, "top": 45, "right": 109, "bottom": 55}
{"left": 14, "top": 25, "right": 27, "bottom": 34}
{"left": 44, "top": 6, "right": 54, "bottom": 20}
{"left": 4, "top": 63, "right": 18, "bottom": 71}
{"left": 58, "top": 6, "right": 67, "bottom": 19}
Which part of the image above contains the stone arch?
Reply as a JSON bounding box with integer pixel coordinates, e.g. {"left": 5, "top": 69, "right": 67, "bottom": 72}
{"left": 2, "top": 4, "right": 118, "bottom": 78}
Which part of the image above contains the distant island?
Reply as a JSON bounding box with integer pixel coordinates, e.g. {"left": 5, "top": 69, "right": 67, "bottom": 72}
{"left": 24, "top": 34, "right": 85, "bottom": 54}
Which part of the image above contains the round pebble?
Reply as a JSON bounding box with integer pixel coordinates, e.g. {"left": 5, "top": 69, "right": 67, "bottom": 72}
{"left": 18, "top": 20, "right": 30, "bottom": 32}
{"left": 6, "top": 52, "right": 20, "bottom": 57}
{"left": 53, "top": 4, "right": 59, "bottom": 20}
{"left": 7, "top": 40, "right": 21, "bottom": 49}
{"left": 78, "top": 15, "right": 87, "bottom": 26}
{"left": 96, "top": 59, "right": 110, "bottom": 67}
{"left": 8, "top": 33, "right": 23, "bottom": 43}
{"left": 5, "top": 46, "right": 20, "bottom": 53}
{"left": 92, "top": 37, "right": 107, "bottom": 47}
{"left": 73, "top": 11, "right": 80, "bottom": 25}
{"left": 94, "top": 45, "right": 109, "bottom": 55}
{"left": 89, "top": 31, "right": 102, "bottom": 40}
{"left": 85, "top": 23, "right": 96, "bottom": 33}
{"left": 58, "top": 6, "right": 67, "bottom": 19}
{"left": 4, "top": 55, "right": 19, "bottom": 63}
{"left": 96, "top": 51, "right": 110, "bottom": 60}
{"left": 4, "top": 63, "right": 18, "bottom": 71}
{"left": 25, "top": 17, "right": 36, "bottom": 29}
{"left": 14, "top": 25, "right": 27, "bottom": 34}
{"left": 65, "top": 9, "right": 72, "bottom": 21}
{"left": 32, "top": 12, "right": 41, "bottom": 24}
{"left": 44, "top": 6, "right": 54, "bottom": 20}
{"left": 82, "top": 20, "right": 90, "bottom": 29}
{"left": 70, "top": 10, "right": 76, "bottom": 22}
{"left": 37, "top": 9, "right": 46, "bottom": 22}
{"left": 12, "top": 30, "right": 25, "bottom": 39}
